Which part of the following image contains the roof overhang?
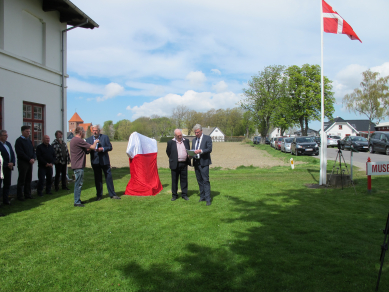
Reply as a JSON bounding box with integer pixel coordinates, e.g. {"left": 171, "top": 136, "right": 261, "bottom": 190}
{"left": 42, "top": 0, "right": 99, "bottom": 29}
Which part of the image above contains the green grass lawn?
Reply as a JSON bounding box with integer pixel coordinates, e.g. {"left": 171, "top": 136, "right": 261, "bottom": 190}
{"left": 1, "top": 144, "right": 389, "bottom": 291}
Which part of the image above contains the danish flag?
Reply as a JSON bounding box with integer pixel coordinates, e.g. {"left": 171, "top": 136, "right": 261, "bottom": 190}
{"left": 322, "top": 0, "right": 362, "bottom": 43}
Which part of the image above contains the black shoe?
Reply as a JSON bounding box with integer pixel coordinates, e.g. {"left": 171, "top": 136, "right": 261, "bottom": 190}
{"left": 96, "top": 197, "right": 102, "bottom": 201}
{"left": 171, "top": 197, "right": 178, "bottom": 201}
{"left": 206, "top": 201, "right": 211, "bottom": 206}
{"left": 80, "top": 201, "right": 86, "bottom": 204}
{"left": 17, "top": 197, "right": 25, "bottom": 201}
{"left": 74, "top": 203, "right": 85, "bottom": 207}
{"left": 182, "top": 196, "right": 189, "bottom": 201}
{"left": 62, "top": 187, "right": 70, "bottom": 190}
{"left": 110, "top": 196, "right": 121, "bottom": 200}
{"left": 25, "top": 196, "right": 35, "bottom": 199}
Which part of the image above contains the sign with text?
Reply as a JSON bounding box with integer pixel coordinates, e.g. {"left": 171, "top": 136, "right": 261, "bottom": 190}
{"left": 366, "top": 162, "right": 389, "bottom": 176}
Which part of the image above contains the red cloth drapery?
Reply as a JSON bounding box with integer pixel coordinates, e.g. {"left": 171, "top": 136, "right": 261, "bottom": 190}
{"left": 124, "top": 153, "right": 163, "bottom": 196}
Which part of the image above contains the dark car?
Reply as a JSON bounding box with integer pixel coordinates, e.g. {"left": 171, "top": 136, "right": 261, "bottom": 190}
{"left": 368, "top": 132, "right": 389, "bottom": 155}
{"left": 339, "top": 136, "right": 369, "bottom": 152}
{"left": 314, "top": 136, "right": 321, "bottom": 147}
{"left": 253, "top": 136, "right": 261, "bottom": 144}
{"left": 291, "top": 136, "right": 319, "bottom": 156}
{"left": 265, "top": 137, "right": 270, "bottom": 145}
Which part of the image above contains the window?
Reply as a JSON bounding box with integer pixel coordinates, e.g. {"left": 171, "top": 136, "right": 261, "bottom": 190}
{"left": 339, "top": 125, "right": 342, "bottom": 130}
{"left": 23, "top": 102, "right": 44, "bottom": 147}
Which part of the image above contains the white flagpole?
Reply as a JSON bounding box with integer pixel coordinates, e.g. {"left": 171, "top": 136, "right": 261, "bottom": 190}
{"left": 319, "top": 0, "right": 327, "bottom": 185}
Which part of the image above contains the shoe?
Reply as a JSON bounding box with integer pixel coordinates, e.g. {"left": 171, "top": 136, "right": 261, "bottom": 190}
{"left": 96, "top": 196, "right": 102, "bottom": 201}
{"left": 25, "top": 196, "right": 35, "bottom": 199}
{"left": 80, "top": 201, "right": 86, "bottom": 204}
{"left": 182, "top": 196, "right": 189, "bottom": 201}
{"left": 62, "top": 187, "right": 70, "bottom": 190}
{"left": 74, "top": 203, "right": 85, "bottom": 207}
{"left": 171, "top": 197, "right": 178, "bottom": 201}
{"left": 206, "top": 201, "right": 211, "bottom": 206}
{"left": 199, "top": 199, "right": 205, "bottom": 202}
{"left": 110, "top": 196, "right": 121, "bottom": 200}
{"left": 17, "top": 197, "right": 25, "bottom": 201}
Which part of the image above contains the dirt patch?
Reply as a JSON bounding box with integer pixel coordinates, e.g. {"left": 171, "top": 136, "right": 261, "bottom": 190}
{"left": 84, "top": 141, "right": 303, "bottom": 170}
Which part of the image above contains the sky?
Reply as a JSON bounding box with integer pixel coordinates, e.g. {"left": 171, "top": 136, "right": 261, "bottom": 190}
{"left": 66, "top": 0, "right": 389, "bottom": 131}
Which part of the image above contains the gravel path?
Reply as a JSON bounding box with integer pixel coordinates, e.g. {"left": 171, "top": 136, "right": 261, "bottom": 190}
{"left": 85, "top": 141, "right": 298, "bottom": 170}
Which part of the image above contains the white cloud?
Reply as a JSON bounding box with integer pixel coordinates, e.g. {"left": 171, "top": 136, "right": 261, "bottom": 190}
{"left": 117, "top": 113, "right": 123, "bottom": 117}
{"left": 126, "top": 90, "right": 243, "bottom": 119}
{"left": 212, "top": 81, "right": 228, "bottom": 93}
{"left": 211, "top": 69, "right": 221, "bottom": 75}
{"left": 371, "top": 62, "right": 389, "bottom": 77}
{"left": 185, "top": 71, "right": 207, "bottom": 87}
{"left": 96, "top": 82, "right": 124, "bottom": 102}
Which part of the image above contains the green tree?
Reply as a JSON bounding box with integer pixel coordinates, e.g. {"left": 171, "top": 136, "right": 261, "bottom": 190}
{"left": 86, "top": 126, "right": 92, "bottom": 138}
{"left": 116, "top": 119, "right": 132, "bottom": 140}
{"left": 343, "top": 69, "right": 389, "bottom": 138}
{"left": 171, "top": 105, "right": 189, "bottom": 129}
{"left": 102, "top": 120, "right": 114, "bottom": 140}
{"left": 241, "top": 65, "right": 286, "bottom": 139}
{"left": 285, "top": 64, "right": 335, "bottom": 136}
{"left": 185, "top": 110, "right": 203, "bottom": 135}
{"left": 131, "top": 117, "right": 152, "bottom": 137}
{"left": 242, "top": 111, "right": 256, "bottom": 138}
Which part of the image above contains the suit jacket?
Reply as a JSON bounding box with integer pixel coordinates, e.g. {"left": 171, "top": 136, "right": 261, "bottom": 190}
{"left": 86, "top": 134, "right": 112, "bottom": 165}
{"left": 0, "top": 141, "right": 15, "bottom": 169}
{"left": 166, "top": 138, "right": 191, "bottom": 169}
{"left": 192, "top": 134, "right": 212, "bottom": 166}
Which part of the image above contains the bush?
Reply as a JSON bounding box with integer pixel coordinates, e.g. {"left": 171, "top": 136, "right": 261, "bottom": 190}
{"left": 160, "top": 136, "right": 173, "bottom": 143}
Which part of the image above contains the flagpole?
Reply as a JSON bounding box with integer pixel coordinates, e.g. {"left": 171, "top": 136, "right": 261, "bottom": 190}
{"left": 319, "top": 0, "right": 327, "bottom": 185}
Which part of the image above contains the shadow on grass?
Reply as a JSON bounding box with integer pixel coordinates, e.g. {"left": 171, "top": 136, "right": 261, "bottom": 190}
{"left": 119, "top": 182, "right": 384, "bottom": 292}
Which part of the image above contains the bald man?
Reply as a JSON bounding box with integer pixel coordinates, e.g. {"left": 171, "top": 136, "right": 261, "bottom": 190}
{"left": 166, "top": 129, "right": 191, "bottom": 201}
{"left": 36, "top": 135, "right": 56, "bottom": 196}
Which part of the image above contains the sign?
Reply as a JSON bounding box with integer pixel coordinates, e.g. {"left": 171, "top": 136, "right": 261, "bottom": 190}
{"left": 366, "top": 161, "right": 389, "bottom": 176}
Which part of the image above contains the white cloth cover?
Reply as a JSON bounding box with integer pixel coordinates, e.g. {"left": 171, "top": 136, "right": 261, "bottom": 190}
{"left": 126, "top": 132, "right": 158, "bottom": 159}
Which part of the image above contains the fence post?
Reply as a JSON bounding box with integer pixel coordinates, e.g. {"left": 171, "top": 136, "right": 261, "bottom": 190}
{"left": 367, "top": 157, "right": 371, "bottom": 194}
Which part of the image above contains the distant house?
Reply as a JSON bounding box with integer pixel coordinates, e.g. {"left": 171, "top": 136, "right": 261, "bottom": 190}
{"left": 268, "top": 128, "right": 281, "bottom": 138}
{"left": 68, "top": 112, "right": 92, "bottom": 133}
{"left": 321, "top": 117, "right": 376, "bottom": 139}
{"left": 294, "top": 129, "right": 319, "bottom": 137}
{"left": 202, "top": 127, "right": 225, "bottom": 142}
{"left": 375, "top": 122, "right": 389, "bottom": 131}
{"left": 0, "top": 0, "right": 98, "bottom": 185}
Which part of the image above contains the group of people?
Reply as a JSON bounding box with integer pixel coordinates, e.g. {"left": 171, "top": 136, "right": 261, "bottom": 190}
{"left": 0, "top": 124, "right": 119, "bottom": 216}
{"left": 166, "top": 124, "right": 213, "bottom": 206}
{"left": 0, "top": 123, "right": 213, "bottom": 216}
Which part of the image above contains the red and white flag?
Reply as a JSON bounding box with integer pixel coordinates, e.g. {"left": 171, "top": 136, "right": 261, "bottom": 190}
{"left": 125, "top": 132, "right": 163, "bottom": 196}
{"left": 322, "top": 0, "right": 362, "bottom": 43}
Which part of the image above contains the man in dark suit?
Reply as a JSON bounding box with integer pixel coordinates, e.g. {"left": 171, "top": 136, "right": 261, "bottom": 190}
{"left": 0, "top": 130, "right": 15, "bottom": 205}
{"left": 192, "top": 124, "right": 212, "bottom": 206}
{"left": 166, "top": 129, "right": 191, "bottom": 201}
{"left": 15, "top": 125, "right": 36, "bottom": 200}
{"left": 86, "top": 125, "right": 120, "bottom": 200}
{"left": 36, "top": 135, "right": 56, "bottom": 196}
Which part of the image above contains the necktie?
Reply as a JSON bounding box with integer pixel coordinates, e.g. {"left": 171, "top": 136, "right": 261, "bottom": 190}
{"left": 196, "top": 139, "right": 200, "bottom": 159}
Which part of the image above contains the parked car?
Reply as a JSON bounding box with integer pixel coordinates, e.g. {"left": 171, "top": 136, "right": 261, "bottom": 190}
{"left": 276, "top": 136, "right": 286, "bottom": 150}
{"left": 314, "top": 136, "right": 321, "bottom": 147}
{"left": 339, "top": 136, "right": 369, "bottom": 152}
{"left": 253, "top": 136, "right": 261, "bottom": 144}
{"left": 281, "top": 137, "right": 293, "bottom": 153}
{"left": 291, "top": 136, "right": 319, "bottom": 156}
{"left": 368, "top": 132, "right": 389, "bottom": 155}
{"left": 270, "top": 137, "right": 276, "bottom": 148}
{"left": 327, "top": 135, "right": 341, "bottom": 147}
{"left": 265, "top": 137, "right": 270, "bottom": 145}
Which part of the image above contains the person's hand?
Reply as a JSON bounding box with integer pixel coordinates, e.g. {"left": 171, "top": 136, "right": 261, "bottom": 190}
{"left": 29, "top": 159, "right": 35, "bottom": 164}
{"left": 98, "top": 147, "right": 104, "bottom": 152}
{"left": 194, "top": 149, "right": 201, "bottom": 154}
{"left": 7, "top": 163, "right": 13, "bottom": 169}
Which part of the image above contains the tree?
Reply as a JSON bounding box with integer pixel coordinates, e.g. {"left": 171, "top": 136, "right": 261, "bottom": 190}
{"left": 185, "top": 110, "right": 203, "bottom": 135}
{"left": 241, "top": 65, "right": 287, "bottom": 139}
{"left": 116, "top": 119, "right": 132, "bottom": 140}
{"left": 131, "top": 117, "right": 152, "bottom": 137}
{"left": 242, "top": 111, "right": 256, "bottom": 138}
{"left": 285, "top": 64, "right": 335, "bottom": 136}
{"left": 343, "top": 69, "right": 389, "bottom": 139}
{"left": 102, "top": 120, "right": 114, "bottom": 140}
{"left": 86, "top": 126, "right": 92, "bottom": 138}
{"left": 171, "top": 105, "right": 189, "bottom": 129}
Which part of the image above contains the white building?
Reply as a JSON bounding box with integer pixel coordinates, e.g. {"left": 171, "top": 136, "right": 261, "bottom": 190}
{"left": 0, "top": 0, "right": 98, "bottom": 185}
{"left": 322, "top": 117, "right": 376, "bottom": 139}
{"left": 202, "top": 127, "right": 225, "bottom": 142}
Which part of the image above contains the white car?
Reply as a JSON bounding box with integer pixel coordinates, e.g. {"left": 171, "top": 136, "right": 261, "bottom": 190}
{"left": 327, "top": 135, "right": 341, "bottom": 147}
{"left": 281, "top": 137, "right": 293, "bottom": 153}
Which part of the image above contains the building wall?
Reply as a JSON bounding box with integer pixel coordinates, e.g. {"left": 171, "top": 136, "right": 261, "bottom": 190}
{"left": 0, "top": 0, "right": 67, "bottom": 185}
{"left": 210, "top": 128, "right": 225, "bottom": 142}
{"left": 326, "top": 123, "right": 358, "bottom": 139}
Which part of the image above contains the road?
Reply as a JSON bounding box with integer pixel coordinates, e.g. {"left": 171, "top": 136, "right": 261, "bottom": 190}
{"left": 314, "top": 147, "right": 389, "bottom": 170}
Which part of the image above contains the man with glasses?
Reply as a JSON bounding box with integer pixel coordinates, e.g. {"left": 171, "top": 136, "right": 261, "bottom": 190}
{"left": 192, "top": 124, "right": 213, "bottom": 206}
{"left": 0, "top": 130, "right": 15, "bottom": 206}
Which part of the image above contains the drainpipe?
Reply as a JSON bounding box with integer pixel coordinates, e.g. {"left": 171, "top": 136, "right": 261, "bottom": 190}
{"left": 61, "top": 19, "right": 88, "bottom": 137}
